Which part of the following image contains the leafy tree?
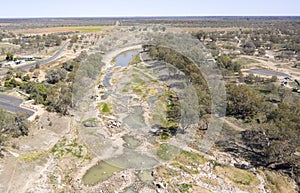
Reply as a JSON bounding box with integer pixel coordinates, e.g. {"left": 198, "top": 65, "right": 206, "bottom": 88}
{"left": 70, "top": 35, "right": 78, "bottom": 44}
{"left": 226, "top": 84, "right": 263, "bottom": 119}
{"left": 15, "top": 72, "right": 23, "bottom": 79}
{"left": 217, "top": 55, "right": 231, "bottom": 69}
{"left": 6, "top": 52, "right": 14, "bottom": 61}
{"left": 243, "top": 41, "right": 256, "bottom": 55}
{"left": 46, "top": 69, "right": 67, "bottom": 84}
{"left": 13, "top": 112, "right": 29, "bottom": 137}
{"left": 4, "top": 78, "right": 21, "bottom": 88}
{"left": 45, "top": 82, "right": 72, "bottom": 115}
{"left": 0, "top": 109, "right": 29, "bottom": 137}
{"left": 22, "top": 75, "right": 30, "bottom": 82}
{"left": 147, "top": 45, "right": 210, "bottom": 114}
{"left": 241, "top": 103, "right": 300, "bottom": 173}
{"left": 216, "top": 55, "right": 241, "bottom": 75}
{"left": 21, "top": 82, "right": 48, "bottom": 104}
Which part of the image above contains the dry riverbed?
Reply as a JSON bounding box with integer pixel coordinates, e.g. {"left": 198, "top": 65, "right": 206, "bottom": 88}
{"left": 0, "top": 46, "right": 297, "bottom": 193}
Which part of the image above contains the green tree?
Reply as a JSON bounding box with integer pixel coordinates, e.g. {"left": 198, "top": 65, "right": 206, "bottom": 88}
{"left": 70, "top": 35, "right": 78, "bottom": 44}
{"left": 45, "top": 82, "right": 72, "bottom": 115}
{"left": 226, "top": 84, "right": 263, "bottom": 119}
{"left": 5, "top": 52, "right": 14, "bottom": 61}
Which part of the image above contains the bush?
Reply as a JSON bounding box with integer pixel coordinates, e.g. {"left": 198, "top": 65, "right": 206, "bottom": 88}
{"left": 46, "top": 69, "right": 67, "bottom": 84}
{"left": 22, "top": 75, "right": 30, "bottom": 82}
{"left": 62, "top": 62, "right": 74, "bottom": 71}
{"left": 0, "top": 109, "right": 29, "bottom": 137}
{"left": 226, "top": 84, "right": 264, "bottom": 119}
{"left": 4, "top": 78, "right": 21, "bottom": 88}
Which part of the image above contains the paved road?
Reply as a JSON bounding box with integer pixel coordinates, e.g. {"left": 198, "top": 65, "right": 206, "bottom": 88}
{"left": 0, "top": 40, "right": 70, "bottom": 76}
{"left": 0, "top": 93, "right": 34, "bottom": 116}
{"left": 245, "top": 68, "right": 291, "bottom": 78}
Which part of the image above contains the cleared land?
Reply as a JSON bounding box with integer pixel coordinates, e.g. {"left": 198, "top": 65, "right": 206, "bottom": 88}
{"left": 13, "top": 26, "right": 109, "bottom": 34}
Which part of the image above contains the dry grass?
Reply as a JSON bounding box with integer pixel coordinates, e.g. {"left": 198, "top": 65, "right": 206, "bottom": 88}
{"left": 215, "top": 165, "right": 260, "bottom": 193}
{"left": 192, "top": 186, "right": 213, "bottom": 193}
{"left": 19, "top": 150, "right": 49, "bottom": 162}
{"left": 168, "top": 27, "right": 252, "bottom": 33}
{"left": 261, "top": 170, "right": 297, "bottom": 193}
{"left": 156, "top": 165, "right": 178, "bottom": 180}
{"left": 200, "top": 176, "right": 219, "bottom": 186}
{"left": 14, "top": 26, "right": 108, "bottom": 35}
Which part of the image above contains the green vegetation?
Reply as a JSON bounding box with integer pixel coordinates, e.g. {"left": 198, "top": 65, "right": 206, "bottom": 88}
{"left": 129, "top": 54, "right": 142, "bottom": 65}
{"left": 132, "top": 74, "right": 144, "bottom": 84}
{"left": 165, "top": 91, "right": 180, "bottom": 126}
{"left": 157, "top": 143, "right": 205, "bottom": 174}
{"left": 226, "top": 84, "right": 264, "bottom": 120}
{"left": 97, "top": 102, "right": 112, "bottom": 114}
{"left": 173, "top": 150, "right": 206, "bottom": 174}
{"left": 215, "top": 165, "right": 260, "bottom": 188}
{"left": 157, "top": 143, "right": 180, "bottom": 161}
{"left": 262, "top": 170, "right": 297, "bottom": 193}
{"left": 220, "top": 78, "right": 300, "bottom": 186}
{"left": 178, "top": 183, "right": 193, "bottom": 192}
{"left": 216, "top": 55, "right": 241, "bottom": 75}
{"left": 82, "top": 118, "right": 98, "bottom": 125}
{"left": 5, "top": 52, "right": 14, "bottom": 61}
{"left": 0, "top": 109, "right": 29, "bottom": 157}
{"left": 3, "top": 52, "right": 89, "bottom": 115}
{"left": 61, "top": 26, "right": 107, "bottom": 33}
{"left": 70, "top": 35, "right": 78, "bottom": 44}
{"left": 147, "top": 45, "right": 211, "bottom": 115}
{"left": 51, "top": 137, "right": 85, "bottom": 159}
{"left": 0, "top": 109, "right": 29, "bottom": 137}
{"left": 19, "top": 150, "right": 49, "bottom": 162}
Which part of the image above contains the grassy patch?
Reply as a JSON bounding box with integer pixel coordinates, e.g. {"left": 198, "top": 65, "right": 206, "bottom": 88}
{"left": 132, "top": 74, "right": 145, "bottom": 84}
{"left": 97, "top": 102, "right": 112, "bottom": 114}
{"left": 178, "top": 183, "right": 193, "bottom": 192}
{"left": 172, "top": 150, "right": 206, "bottom": 174}
{"left": 0, "top": 42, "right": 19, "bottom": 48}
{"left": 19, "top": 150, "right": 49, "bottom": 162}
{"left": 236, "top": 58, "right": 259, "bottom": 66}
{"left": 61, "top": 26, "right": 108, "bottom": 33}
{"left": 157, "top": 143, "right": 206, "bottom": 175}
{"left": 130, "top": 54, "right": 142, "bottom": 65}
{"left": 133, "top": 67, "right": 154, "bottom": 80}
{"left": 200, "top": 176, "right": 219, "bottom": 186}
{"left": 51, "top": 138, "right": 86, "bottom": 159}
{"left": 82, "top": 118, "right": 98, "bottom": 124}
{"left": 156, "top": 165, "right": 178, "bottom": 180}
{"left": 215, "top": 165, "right": 260, "bottom": 191}
{"left": 192, "top": 186, "right": 213, "bottom": 193}
{"left": 133, "top": 85, "right": 143, "bottom": 93}
{"left": 157, "top": 143, "right": 181, "bottom": 161}
{"left": 262, "top": 170, "right": 297, "bottom": 193}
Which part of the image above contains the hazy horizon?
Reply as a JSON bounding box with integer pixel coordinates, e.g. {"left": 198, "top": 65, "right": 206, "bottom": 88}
{"left": 1, "top": 0, "right": 299, "bottom": 18}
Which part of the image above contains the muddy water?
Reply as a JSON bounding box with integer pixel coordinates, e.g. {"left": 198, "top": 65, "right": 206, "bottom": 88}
{"left": 82, "top": 150, "right": 158, "bottom": 185}
{"left": 115, "top": 50, "right": 140, "bottom": 67}
{"left": 138, "top": 170, "right": 154, "bottom": 185}
{"left": 122, "top": 135, "right": 141, "bottom": 149}
{"left": 123, "top": 106, "right": 146, "bottom": 129}
{"left": 82, "top": 161, "right": 122, "bottom": 185}
{"left": 102, "top": 50, "right": 141, "bottom": 86}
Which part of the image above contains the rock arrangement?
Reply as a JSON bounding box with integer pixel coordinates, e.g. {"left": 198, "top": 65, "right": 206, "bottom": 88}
{"left": 106, "top": 120, "right": 122, "bottom": 129}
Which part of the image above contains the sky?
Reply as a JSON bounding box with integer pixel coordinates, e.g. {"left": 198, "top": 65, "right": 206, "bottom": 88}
{"left": 1, "top": 0, "right": 299, "bottom": 18}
